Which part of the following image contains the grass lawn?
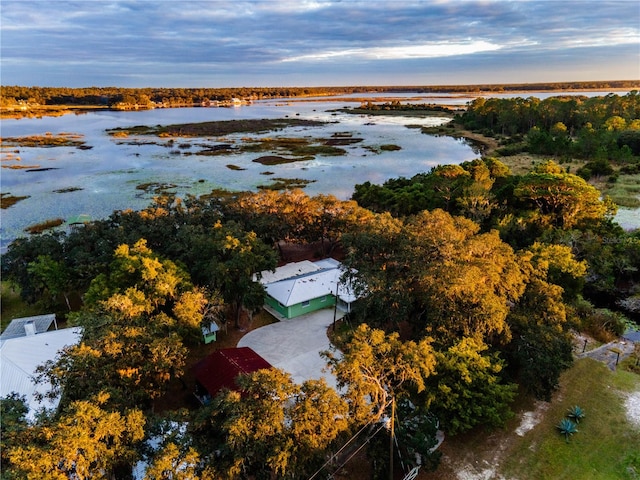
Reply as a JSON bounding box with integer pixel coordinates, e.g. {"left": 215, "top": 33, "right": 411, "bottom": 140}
{"left": 500, "top": 358, "right": 640, "bottom": 480}
{"left": 603, "top": 173, "right": 640, "bottom": 208}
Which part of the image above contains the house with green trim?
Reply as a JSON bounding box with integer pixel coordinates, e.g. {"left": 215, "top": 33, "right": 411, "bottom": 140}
{"left": 257, "top": 258, "right": 358, "bottom": 319}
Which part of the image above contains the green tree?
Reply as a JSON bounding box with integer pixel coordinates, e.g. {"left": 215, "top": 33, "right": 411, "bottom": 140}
{"left": 84, "top": 238, "right": 188, "bottom": 310}
{"left": 171, "top": 219, "right": 277, "bottom": 329}
{"left": 27, "top": 255, "right": 73, "bottom": 310}
{"left": 526, "top": 242, "right": 587, "bottom": 299}
{"left": 37, "top": 318, "right": 188, "bottom": 411}
{"left": 513, "top": 161, "right": 612, "bottom": 230}
{"left": 1, "top": 233, "right": 66, "bottom": 304}
{"left": 144, "top": 443, "right": 210, "bottom": 480}
{"left": 425, "top": 336, "right": 516, "bottom": 434}
{"left": 209, "top": 222, "right": 277, "bottom": 329}
{"left": 1, "top": 394, "right": 30, "bottom": 478}
{"left": 343, "top": 209, "right": 527, "bottom": 345}
{"left": 36, "top": 240, "right": 206, "bottom": 410}
{"left": 504, "top": 246, "right": 578, "bottom": 400}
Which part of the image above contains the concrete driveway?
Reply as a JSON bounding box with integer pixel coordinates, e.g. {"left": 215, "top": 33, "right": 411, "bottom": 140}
{"left": 238, "top": 308, "right": 344, "bottom": 388}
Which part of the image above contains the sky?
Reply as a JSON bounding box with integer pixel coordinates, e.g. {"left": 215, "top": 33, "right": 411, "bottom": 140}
{"left": 1, "top": 0, "right": 639, "bottom": 88}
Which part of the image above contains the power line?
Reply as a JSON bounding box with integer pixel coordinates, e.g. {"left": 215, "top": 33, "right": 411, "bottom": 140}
{"left": 324, "top": 424, "right": 387, "bottom": 479}
{"left": 307, "top": 416, "right": 379, "bottom": 480}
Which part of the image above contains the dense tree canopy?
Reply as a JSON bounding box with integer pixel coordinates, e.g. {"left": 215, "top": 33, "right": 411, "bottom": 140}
{"left": 4, "top": 82, "right": 634, "bottom": 109}
{"left": 342, "top": 209, "right": 527, "bottom": 345}
{"left": 7, "top": 392, "right": 145, "bottom": 480}
{"left": 513, "top": 160, "right": 612, "bottom": 230}
{"left": 192, "top": 369, "right": 349, "bottom": 479}
{"left": 36, "top": 240, "right": 209, "bottom": 411}
{"left": 425, "top": 336, "right": 516, "bottom": 434}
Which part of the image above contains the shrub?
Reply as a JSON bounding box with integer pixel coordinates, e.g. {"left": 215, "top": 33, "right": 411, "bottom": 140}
{"left": 576, "top": 159, "right": 614, "bottom": 179}
{"left": 582, "top": 308, "right": 627, "bottom": 342}
{"left": 617, "top": 130, "right": 640, "bottom": 155}
{"left": 496, "top": 142, "right": 528, "bottom": 156}
{"left": 557, "top": 418, "right": 578, "bottom": 443}
{"left": 620, "top": 163, "right": 640, "bottom": 175}
{"left": 567, "top": 405, "right": 585, "bottom": 424}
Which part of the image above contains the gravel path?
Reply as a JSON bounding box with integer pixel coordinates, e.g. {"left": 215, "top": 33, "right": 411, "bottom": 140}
{"left": 577, "top": 338, "right": 637, "bottom": 371}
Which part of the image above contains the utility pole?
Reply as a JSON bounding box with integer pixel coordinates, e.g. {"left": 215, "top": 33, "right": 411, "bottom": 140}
{"left": 390, "top": 397, "right": 395, "bottom": 480}
{"left": 332, "top": 280, "right": 339, "bottom": 331}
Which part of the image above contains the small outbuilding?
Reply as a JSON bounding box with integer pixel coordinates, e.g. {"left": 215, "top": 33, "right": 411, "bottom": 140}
{"left": 201, "top": 321, "right": 220, "bottom": 344}
{"left": 192, "top": 347, "right": 272, "bottom": 404}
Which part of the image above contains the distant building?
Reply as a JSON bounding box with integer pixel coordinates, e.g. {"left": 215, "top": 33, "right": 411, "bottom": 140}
{"left": 255, "top": 258, "right": 359, "bottom": 319}
{"left": 0, "top": 314, "right": 57, "bottom": 341}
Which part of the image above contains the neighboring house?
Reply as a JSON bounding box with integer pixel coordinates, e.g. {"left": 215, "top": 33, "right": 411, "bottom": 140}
{"left": 0, "top": 314, "right": 58, "bottom": 341}
{"left": 256, "top": 258, "right": 358, "bottom": 319}
{"left": 192, "top": 347, "right": 272, "bottom": 404}
{"left": 0, "top": 326, "right": 82, "bottom": 420}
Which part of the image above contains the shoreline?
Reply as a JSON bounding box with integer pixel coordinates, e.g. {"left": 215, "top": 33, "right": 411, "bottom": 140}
{"left": 3, "top": 86, "right": 637, "bottom": 120}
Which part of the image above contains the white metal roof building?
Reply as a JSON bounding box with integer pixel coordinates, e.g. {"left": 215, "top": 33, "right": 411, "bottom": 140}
{"left": 0, "top": 327, "right": 82, "bottom": 420}
{"left": 264, "top": 268, "right": 357, "bottom": 307}
{"left": 257, "top": 258, "right": 359, "bottom": 319}
{"left": 0, "top": 314, "right": 57, "bottom": 341}
{"left": 255, "top": 260, "right": 322, "bottom": 284}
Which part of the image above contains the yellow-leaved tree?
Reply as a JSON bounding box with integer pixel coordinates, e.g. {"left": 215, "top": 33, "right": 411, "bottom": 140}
{"left": 8, "top": 392, "right": 144, "bottom": 480}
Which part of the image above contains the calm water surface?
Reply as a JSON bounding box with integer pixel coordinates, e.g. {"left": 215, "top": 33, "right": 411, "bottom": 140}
{"left": 1, "top": 99, "right": 475, "bottom": 247}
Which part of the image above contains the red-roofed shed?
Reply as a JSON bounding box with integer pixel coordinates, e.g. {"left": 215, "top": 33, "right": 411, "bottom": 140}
{"left": 193, "top": 347, "right": 272, "bottom": 404}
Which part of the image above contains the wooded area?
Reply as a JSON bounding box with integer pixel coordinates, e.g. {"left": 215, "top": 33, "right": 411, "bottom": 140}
{"left": 2, "top": 80, "right": 637, "bottom": 111}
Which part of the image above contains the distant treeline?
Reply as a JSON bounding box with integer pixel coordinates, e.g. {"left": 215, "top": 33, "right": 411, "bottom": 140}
{"left": 1, "top": 80, "right": 638, "bottom": 108}
{"left": 458, "top": 92, "right": 640, "bottom": 165}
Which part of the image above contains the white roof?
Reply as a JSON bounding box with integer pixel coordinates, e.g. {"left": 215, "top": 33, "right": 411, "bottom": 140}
{"left": 0, "top": 327, "right": 82, "bottom": 420}
{"left": 0, "top": 314, "right": 56, "bottom": 341}
{"left": 266, "top": 269, "right": 338, "bottom": 307}
{"left": 255, "top": 260, "right": 321, "bottom": 284}
{"left": 265, "top": 266, "right": 358, "bottom": 307}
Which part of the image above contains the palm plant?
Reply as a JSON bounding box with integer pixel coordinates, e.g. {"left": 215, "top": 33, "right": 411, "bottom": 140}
{"left": 557, "top": 418, "right": 578, "bottom": 443}
{"left": 567, "top": 405, "right": 585, "bottom": 424}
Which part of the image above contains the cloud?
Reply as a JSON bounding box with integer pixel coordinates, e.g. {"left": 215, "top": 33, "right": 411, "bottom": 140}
{"left": 1, "top": 0, "right": 638, "bottom": 87}
{"left": 281, "top": 41, "right": 503, "bottom": 62}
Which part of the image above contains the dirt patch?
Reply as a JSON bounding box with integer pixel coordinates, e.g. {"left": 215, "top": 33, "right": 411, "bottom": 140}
{"left": 515, "top": 400, "right": 550, "bottom": 436}
{"left": 455, "top": 466, "right": 506, "bottom": 480}
{"left": 625, "top": 391, "right": 640, "bottom": 428}
{"left": 419, "top": 392, "right": 552, "bottom": 480}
